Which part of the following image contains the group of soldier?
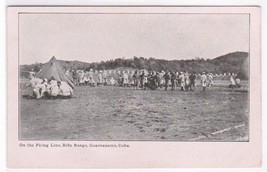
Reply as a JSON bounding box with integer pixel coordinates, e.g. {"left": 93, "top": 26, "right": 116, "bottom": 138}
{"left": 131, "top": 70, "right": 214, "bottom": 91}
{"left": 70, "top": 69, "right": 215, "bottom": 91}
{"left": 26, "top": 68, "right": 241, "bottom": 99}
{"left": 27, "top": 72, "right": 74, "bottom": 99}
{"left": 71, "top": 69, "right": 110, "bottom": 87}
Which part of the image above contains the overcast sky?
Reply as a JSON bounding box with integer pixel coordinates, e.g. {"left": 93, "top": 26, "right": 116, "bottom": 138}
{"left": 19, "top": 13, "right": 249, "bottom": 65}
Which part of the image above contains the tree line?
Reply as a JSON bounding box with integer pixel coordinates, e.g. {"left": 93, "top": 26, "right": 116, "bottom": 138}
{"left": 20, "top": 51, "right": 248, "bottom": 78}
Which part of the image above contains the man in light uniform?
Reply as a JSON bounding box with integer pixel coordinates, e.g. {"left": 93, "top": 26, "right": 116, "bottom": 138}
{"left": 201, "top": 72, "right": 207, "bottom": 91}
{"left": 170, "top": 71, "right": 177, "bottom": 91}
{"left": 88, "top": 69, "right": 95, "bottom": 87}
{"left": 29, "top": 69, "right": 35, "bottom": 79}
{"left": 28, "top": 77, "right": 43, "bottom": 88}
{"left": 110, "top": 77, "right": 116, "bottom": 86}
{"left": 179, "top": 72, "right": 185, "bottom": 91}
{"left": 78, "top": 70, "right": 85, "bottom": 86}
{"left": 229, "top": 73, "right": 236, "bottom": 91}
{"left": 26, "top": 76, "right": 43, "bottom": 97}
{"left": 46, "top": 80, "right": 59, "bottom": 98}
{"left": 103, "top": 70, "right": 108, "bottom": 86}
{"left": 58, "top": 81, "right": 73, "bottom": 98}
{"left": 163, "top": 71, "right": 171, "bottom": 91}
{"left": 122, "top": 71, "right": 129, "bottom": 87}
{"left": 184, "top": 71, "right": 190, "bottom": 91}
{"left": 98, "top": 71, "right": 103, "bottom": 86}
{"left": 207, "top": 73, "right": 214, "bottom": 87}
{"left": 133, "top": 70, "right": 139, "bottom": 90}
{"left": 32, "top": 78, "right": 48, "bottom": 99}
{"left": 84, "top": 71, "right": 90, "bottom": 85}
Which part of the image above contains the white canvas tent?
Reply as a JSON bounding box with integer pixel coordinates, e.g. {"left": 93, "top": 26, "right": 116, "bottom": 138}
{"left": 36, "top": 56, "right": 75, "bottom": 88}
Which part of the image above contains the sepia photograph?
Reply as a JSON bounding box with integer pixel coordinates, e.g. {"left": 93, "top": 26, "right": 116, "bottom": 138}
{"left": 18, "top": 10, "right": 250, "bottom": 141}
{"left": 7, "top": 6, "right": 262, "bottom": 168}
{"left": 19, "top": 9, "right": 250, "bottom": 142}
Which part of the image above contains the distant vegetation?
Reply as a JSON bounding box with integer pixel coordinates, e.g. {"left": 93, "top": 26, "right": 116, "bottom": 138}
{"left": 20, "top": 51, "right": 248, "bottom": 78}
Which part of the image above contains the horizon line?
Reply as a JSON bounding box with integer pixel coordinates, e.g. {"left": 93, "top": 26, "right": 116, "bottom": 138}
{"left": 20, "top": 50, "right": 249, "bottom": 65}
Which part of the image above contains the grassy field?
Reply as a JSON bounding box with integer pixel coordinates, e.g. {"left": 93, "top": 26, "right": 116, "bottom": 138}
{"left": 19, "top": 80, "right": 249, "bottom": 141}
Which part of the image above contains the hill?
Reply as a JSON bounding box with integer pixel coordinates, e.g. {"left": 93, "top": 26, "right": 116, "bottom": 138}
{"left": 20, "top": 51, "right": 249, "bottom": 78}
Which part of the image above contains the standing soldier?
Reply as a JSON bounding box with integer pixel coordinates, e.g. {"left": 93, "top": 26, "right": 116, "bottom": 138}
{"left": 163, "top": 71, "right": 171, "bottom": 91}
{"left": 98, "top": 70, "right": 103, "bottom": 86}
{"left": 201, "top": 72, "right": 207, "bottom": 91}
{"left": 122, "top": 71, "right": 129, "bottom": 87}
{"left": 139, "top": 70, "right": 144, "bottom": 89}
{"left": 133, "top": 70, "right": 140, "bottom": 90}
{"left": 175, "top": 72, "right": 180, "bottom": 88}
{"left": 159, "top": 70, "right": 165, "bottom": 88}
{"left": 140, "top": 69, "right": 148, "bottom": 89}
{"left": 156, "top": 72, "right": 161, "bottom": 88}
{"left": 118, "top": 74, "right": 123, "bottom": 87}
{"left": 84, "top": 71, "right": 90, "bottom": 85}
{"left": 229, "top": 73, "right": 236, "bottom": 91}
{"left": 184, "top": 71, "right": 190, "bottom": 91}
{"left": 88, "top": 69, "right": 95, "bottom": 87}
{"left": 103, "top": 70, "right": 108, "bottom": 86}
{"left": 143, "top": 70, "right": 148, "bottom": 90}
{"left": 170, "top": 71, "right": 177, "bottom": 91}
{"left": 78, "top": 70, "right": 85, "bottom": 86}
{"left": 179, "top": 71, "right": 185, "bottom": 91}
{"left": 189, "top": 73, "right": 196, "bottom": 91}
{"left": 29, "top": 69, "right": 36, "bottom": 79}
{"left": 72, "top": 70, "right": 79, "bottom": 87}
{"left": 207, "top": 73, "right": 214, "bottom": 87}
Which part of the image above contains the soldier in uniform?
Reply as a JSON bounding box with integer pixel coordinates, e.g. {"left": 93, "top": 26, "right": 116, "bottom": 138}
{"left": 163, "top": 71, "right": 171, "bottom": 91}
{"left": 201, "top": 72, "right": 207, "bottom": 91}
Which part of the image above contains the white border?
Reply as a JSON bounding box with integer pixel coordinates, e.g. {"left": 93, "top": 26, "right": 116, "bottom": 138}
{"left": 2, "top": 0, "right": 267, "bottom": 171}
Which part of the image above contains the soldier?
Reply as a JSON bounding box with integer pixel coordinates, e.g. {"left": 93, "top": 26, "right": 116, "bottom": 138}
{"left": 29, "top": 69, "right": 36, "bottom": 79}
{"left": 201, "top": 72, "right": 207, "bottom": 91}
{"left": 103, "top": 70, "right": 108, "bottom": 86}
{"left": 84, "top": 71, "right": 90, "bottom": 85}
{"left": 110, "top": 77, "right": 116, "bottom": 86}
{"left": 45, "top": 80, "right": 59, "bottom": 99}
{"left": 163, "top": 71, "right": 171, "bottom": 91}
{"left": 32, "top": 78, "right": 48, "bottom": 99}
{"left": 184, "top": 71, "right": 190, "bottom": 91}
{"left": 122, "top": 71, "right": 129, "bottom": 87}
{"left": 170, "top": 71, "right": 177, "bottom": 91}
{"left": 189, "top": 73, "right": 196, "bottom": 91}
{"left": 140, "top": 69, "right": 148, "bottom": 89}
{"left": 179, "top": 72, "right": 185, "bottom": 91}
{"left": 88, "top": 69, "right": 95, "bottom": 87}
{"left": 58, "top": 81, "right": 74, "bottom": 99}
{"left": 72, "top": 70, "right": 79, "bottom": 87}
{"left": 133, "top": 70, "right": 140, "bottom": 90}
{"left": 97, "top": 70, "right": 103, "bottom": 86}
{"left": 156, "top": 72, "right": 161, "bottom": 88}
{"left": 207, "top": 73, "right": 214, "bottom": 87}
{"left": 159, "top": 70, "right": 165, "bottom": 88}
{"left": 229, "top": 73, "right": 236, "bottom": 91}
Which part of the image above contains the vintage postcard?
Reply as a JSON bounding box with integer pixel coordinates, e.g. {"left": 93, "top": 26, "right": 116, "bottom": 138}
{"left": 7, "top": 6, "right": 261, "bottom": 168}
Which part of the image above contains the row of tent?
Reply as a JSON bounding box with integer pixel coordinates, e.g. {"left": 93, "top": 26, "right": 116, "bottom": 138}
{"left": 35, "top": 56, "right": 249, "bottom": 89}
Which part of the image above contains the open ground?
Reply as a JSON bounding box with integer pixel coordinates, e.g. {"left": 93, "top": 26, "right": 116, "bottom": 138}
{"left": 19, "top": 80, "right": 249, "bottom": 141}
